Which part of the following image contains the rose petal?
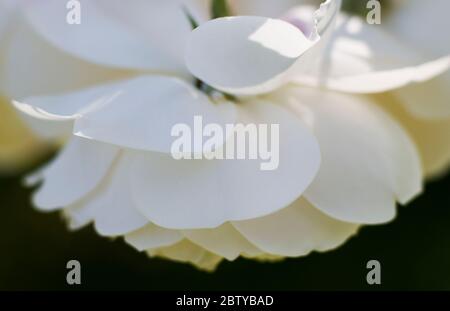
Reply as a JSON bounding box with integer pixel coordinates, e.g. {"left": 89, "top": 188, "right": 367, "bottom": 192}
{"left": 183, "top": 223, "right": 262, "bottom": 260}
{"left": 3, "top": 18, "right": 129, "bottom": 139}
{"left": 393, "top": 71, "right": 450, "bottom": 120}
{"left": 73, "top": 76, "right": 237, "bottom": 154}
{"left": 375, "top": 93, "right": 450, "bottom": 179}
{"left": 233, "top": 197, "right": 359, "bottom": 257}
{"left": 13, "top": 76, "right": 236, "bottom": 154}
{"left": 186, "top": 0, "right": 341, "bottom": 95}
{"left": 0, "top": 0, "right": 17, "bottom": 40}
{"left": 294, "top": 14, "right": 450, "bottom": 93}
{"left": 276, "top": 87, "right": 422, "bottom": 224}
{"left": 186, "top": 16, "right": 316, "bottom": 95}
{"left": 73, "top": 153, "right": 149, "bottom": 236}
{"left": 125, "top": 224, "right": 183, "bottom": 252}
{"left": 0, "top": 97, "right": 48, "bottom": 173}
{"left": 0, "top": 16, "right": 129, "bottom": 100}
{"left": 230, "top": 0, "right": 306, "bottom": 17}
{"left": 130, "top": 100, "right": 320, "bottom": 229}
{"left": 387, "top": 0, "right": 450, "bottom": 58}
{"left": 12, "top": 79, "right": 130, "bottom": 122}
{"left": 23, "top": 0, "right": 206, "bottom": 74}
{"left": 33, "top": 136, "right": 119, "bottom": 210}
{"left": 147, "top": 240, "right": 223, "bottom": 271}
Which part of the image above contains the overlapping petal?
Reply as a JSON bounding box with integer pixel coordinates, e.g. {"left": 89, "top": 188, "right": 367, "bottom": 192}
{"left": 22, "top": 0, "right": 208, "bottom": 75}
{"left": 2, "top": 16, "right": 130, "bottom": 139}
{"left": 387, "top": 0, "right": 449, "bottom": 59}
{"left": 74, "top": 76, "right": 236, "bottom": 154}
{"left": 183, "top": 223, "right": 262, "bottom": 260}
{"left": 185, "top": 0, "right": 341, "bottom": 95}
{"left": 392, "top": 71, "right": 450, "bottom": 120}
{"left": 14, "top": 76, "right": 237, "bottom": 154}
{"left": 0, "top": 16, "right": 129, "bottom": 100}
{"left": 233, "top": 197, "right": 359, "bottom": 256}
{"left": 375, "top": 93, "right": 450, "bottom": 179}
{"left": 125, "top": 224, "right": 183, "bottom": 252}
{"left": 385, "top": 0, "right": 450, "bottom": 120}
{"left": 129, "top": 100, "right": 320, "bottom": 229}
{"left": 65, "top": 153, "right": 149, "bottom": 236}
{"left": 0, "top": 96, "right": 48, "bottom": 173}
{"left": 229, "top": 0, "right": 304, "bottom": 18}
{"left": 32, "top": 136, "right": 119, "bottom": 211}
{"left": 147, "top": 240, "right": 223, "bottom": 271}
{"left": 276, "top": 87, "right": 422, "bottom": 224}
{"left": 0, "top": 0, "right": 17, "bottom": 41}
{"left": 293, "top": 13, "right": 450, "bottom": 94}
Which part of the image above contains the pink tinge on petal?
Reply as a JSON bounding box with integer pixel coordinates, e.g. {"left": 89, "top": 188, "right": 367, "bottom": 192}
{"left": 281, "top": 15, "right": 313, "bottom": 37}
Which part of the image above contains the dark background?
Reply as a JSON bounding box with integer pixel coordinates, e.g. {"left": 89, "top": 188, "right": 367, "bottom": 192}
{"left": 0, "top": 156, "right": 449, "bottom": 291}
{"left": 1, "top": 0, "right": 449, "bottom": 291}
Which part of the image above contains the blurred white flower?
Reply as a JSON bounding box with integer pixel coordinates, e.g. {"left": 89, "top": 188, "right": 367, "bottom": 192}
{"left": 0, "top": 0, "right": 127, "bottom": 173}
{"left": 294, "top": 0, "right": 450, "bottom": 178}
{"left": 0, "top": 0, "right": 47, "bottom": 173}
{"left": 6, "top": 0, "right": 450, "bottom": 270}
{"left": 381, "top": 0, "right": 450, "bottom": 178}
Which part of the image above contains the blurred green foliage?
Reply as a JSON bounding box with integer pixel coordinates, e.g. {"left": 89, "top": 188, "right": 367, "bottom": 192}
{"left": 343, "top": 0, "right": 391, "bottom": 16}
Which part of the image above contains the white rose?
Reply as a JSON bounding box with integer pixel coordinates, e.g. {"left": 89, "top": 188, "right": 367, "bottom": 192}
{"left": 6, "top": 0, "right": 450, "bottom": 270}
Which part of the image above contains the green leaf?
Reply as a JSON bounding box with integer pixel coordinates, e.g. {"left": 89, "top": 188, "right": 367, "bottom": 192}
{"left": 183, "top": 6, "right": 199, "bottom": 29}
{"left": 212, "top": 0, "right": 232, "bottom": 19}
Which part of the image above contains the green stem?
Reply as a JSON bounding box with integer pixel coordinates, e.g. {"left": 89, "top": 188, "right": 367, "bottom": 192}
{"left": 212, "top": 0, "right": 232, "bottom": 19}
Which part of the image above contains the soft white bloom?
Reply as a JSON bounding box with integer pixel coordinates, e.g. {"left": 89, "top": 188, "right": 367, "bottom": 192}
{"left": 381, "top": 0, "right": 450, "bottom": 178}
{"left": 0, "top": 0, "right": 47, "bottom": 172}
{"left": 0, "top": 0, "right": 125, "bottom": 172}
{"left": 6, "top": 0, "right": 450, "bottom": 270}
{"left": 294, "top": 0, "right": 450, "bottom": 178}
